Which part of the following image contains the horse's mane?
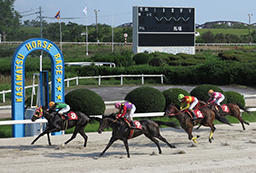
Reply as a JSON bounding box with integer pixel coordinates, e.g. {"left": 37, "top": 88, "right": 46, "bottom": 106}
{"left": 168, "top": 104, "right": 180, "bottom": 110}
{"left": 103, "top": 113, "right": 117, "bottom": 119}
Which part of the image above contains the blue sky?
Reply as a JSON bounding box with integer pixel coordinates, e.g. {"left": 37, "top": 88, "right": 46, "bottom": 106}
{"left": 14, "top": 0, "right": 256, "bottom": 26}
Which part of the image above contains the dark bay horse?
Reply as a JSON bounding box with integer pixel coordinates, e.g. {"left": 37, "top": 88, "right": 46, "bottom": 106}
{"left": 164, "top": 104, "right": 230, "bottom": 143}
{"left": 31, "top": 106, "right": 91, "bottom": 147}
{"left": 97, "top": 114, "right": 178, "bottom": 158}
{"left": 198, "top": 101, "right": 250, "bottom": 130}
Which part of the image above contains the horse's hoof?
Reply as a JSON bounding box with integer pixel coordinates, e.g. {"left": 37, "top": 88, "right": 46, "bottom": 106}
{"left": 170, "top": 144, "right": 176, "bottom": 148}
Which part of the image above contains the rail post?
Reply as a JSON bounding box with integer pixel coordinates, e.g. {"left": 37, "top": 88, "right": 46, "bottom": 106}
{"left": 161, "top": 74, "right": 164, "bottom": 84}
{"left": 67, "top": 79, "right": 70, "bottom": 88}
{"left": 141, "top": 74, "right": 144, "bottom": 85}
{"left": 98, "top": 75, "right": 101, "bottom": 86}
{"left": 2, "top": 90, "right": 5, "bottom": 103}
{"left": 76, "top": 76, "right": 79, "bottom": 86}
{"left": 120, "top": 74, "right": 123, "bottom": 85}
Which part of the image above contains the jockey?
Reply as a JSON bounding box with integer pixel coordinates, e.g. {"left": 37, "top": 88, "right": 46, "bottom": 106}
{"left": 178, "top": 94, "right": 199, "bottom": 121}
{"left": 115, "top": 101, "right": 136, "bottom": 128}
{"left": 49, "top": 101, "right": 70, "bottom": 120}
{"left": 208, "top": 89, "right": 225, "bottom": 114}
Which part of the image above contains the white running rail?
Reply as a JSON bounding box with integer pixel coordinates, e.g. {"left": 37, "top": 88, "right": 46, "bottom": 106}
{"left": 0, "top": 74, "right": 164, "bottom": 103}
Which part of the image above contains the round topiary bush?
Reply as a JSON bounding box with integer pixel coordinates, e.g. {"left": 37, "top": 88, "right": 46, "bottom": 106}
{"left": 163, "top": 88, "right": 190, "bottom": 107}
{"left": 125, "top": 86, "right": 165, "bottom": 113}
{"left": 65, "top": 88, "right": 105, "bottom": 115}
{"left": 133, "top": 53, "right": 152, "bottom": 65}
{"left": 224, "top": 91, "right": 245, "bottom": 108}
{"left": 190, "top": 84, "right": 223, "bottom": 102}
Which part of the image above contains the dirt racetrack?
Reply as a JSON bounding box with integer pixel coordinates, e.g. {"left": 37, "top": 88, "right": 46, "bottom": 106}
{"left": 1, "top": 123, "right": 256, "bottom": 173}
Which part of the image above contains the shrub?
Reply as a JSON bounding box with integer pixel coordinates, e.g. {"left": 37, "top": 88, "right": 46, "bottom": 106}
{"left": 163, "top": 88, "right": 190, "bottom": 107}
{"left": 195, "top": 61, "right": 231, "bottom": 85}
{"left": 65, "top": 88, "right": 105, "bottom": 115}
{"left": 133, "top": 53, "right": 152, "bottom": 65}
{"left": 78, "top": 65, "right": 100, "bottom": 76}
{"left": 224, "top": 91, "right": 245, "bottom": 109}
{"left": 190, "top": 84, "right": 223, "bottom": 102}
{"left": 125, "top": 86, "right": 166, "bottom": 112}
{"left": 149, "top": 57, "right": 164, "bottom": 66}
{"left": 91, "top": 51, "right": 134, "bottom": 67}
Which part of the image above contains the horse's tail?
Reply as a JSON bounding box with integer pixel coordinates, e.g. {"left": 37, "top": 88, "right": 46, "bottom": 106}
{"left": 239, "top": 106, "right": 250, "bottom": 113}
{"left": 88, "top": 116, "right": 102, "bottom": 122}
{"left": 215, "top": 114, "right": 232, "bottom": 126}
{"left": 153, "top": 120, "right": 179, "bottom": 129}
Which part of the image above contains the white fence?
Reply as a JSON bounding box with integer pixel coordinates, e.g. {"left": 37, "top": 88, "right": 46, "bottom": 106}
{"left": 0, "top": 74, "right": 164, "bottom": 103}
{"left": 2, "top": 41, "right": 256, "bottom": 46}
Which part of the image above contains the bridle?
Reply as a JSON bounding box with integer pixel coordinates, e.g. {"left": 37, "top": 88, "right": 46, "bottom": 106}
{"left": 33, "top": 106, "right": 43, "bottom": 118}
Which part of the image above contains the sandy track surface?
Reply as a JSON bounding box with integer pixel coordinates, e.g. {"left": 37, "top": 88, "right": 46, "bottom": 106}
{"left": 1, "top": 122, "right": 256, "bottom": 173}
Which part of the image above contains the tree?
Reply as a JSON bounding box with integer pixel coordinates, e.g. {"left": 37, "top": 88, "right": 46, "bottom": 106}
{"left": 0, "top": 0, "right": 21, "bottom": 41}
{"left": 200, "top": 31, "right": 215, "bottom": 43}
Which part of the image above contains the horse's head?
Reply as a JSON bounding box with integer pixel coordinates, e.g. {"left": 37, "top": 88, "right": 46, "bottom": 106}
{"left": 97, "top": 115, "right": 117, "bottom": 134}
{"left": 164, "top": 104, "right": 180, "bottom": 118}
{"left": 31, "top": 106, "right": 44, "bottom": 122}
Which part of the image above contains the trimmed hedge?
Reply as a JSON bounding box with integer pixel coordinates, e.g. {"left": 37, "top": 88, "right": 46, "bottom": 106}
{"left": 65, "top": 88, "right": 105, "bottom": 115}
{"left": 125, "top": 86, "right": 166, "bottom": 113}
{"left": 91, "top": 51, "right": 134, "bottom": 67}
{"left": 224, "top": 91, "right": 245, "bottom": 108}
{"left": 133, "top": 53, "right": 152, "bottom": 65}
{"left": 190, "top": 84, "right": 223, "bottom": 102}
{"left": 163, "top": 88, "right": 190, "bottom": 108}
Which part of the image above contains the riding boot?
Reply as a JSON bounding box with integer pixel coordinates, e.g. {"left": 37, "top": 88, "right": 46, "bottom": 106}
{"left": 63, "top": 113, "right": 69, "bottom": 120}
{"left": 191, "top": 111, "right": 197, "bottom": 121}
{"left": 129, "top": 121, "right": 137, "bottom": 129}
{"left": 217, "top": 105, "right": 224, "bottom": 115}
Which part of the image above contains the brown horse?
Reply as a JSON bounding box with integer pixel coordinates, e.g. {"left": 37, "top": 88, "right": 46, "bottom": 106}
{"left": 201, "top": 102, "right": 250, "bottom": 130}
{"left": 164, "top": 104, "right": 230, "bottom": 143}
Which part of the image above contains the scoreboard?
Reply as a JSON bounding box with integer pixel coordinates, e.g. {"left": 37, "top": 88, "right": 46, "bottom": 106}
{"left": 133, "top": 6, "right": 195, "bottom": 54}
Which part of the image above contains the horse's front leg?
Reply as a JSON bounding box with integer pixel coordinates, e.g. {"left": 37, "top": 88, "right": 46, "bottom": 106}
{"left": 31, "top": 128, "right": 50, "bottom": 145}
{"left": 47, "top": 132, "right": 51, "bottom": 145}
{"left": 100, "top": 136, "right": 117, "bottom": 157}
{"left": 123, "top": 139, "right": 130, "bottom": 158}
{"left": 186, "top": 127, "right": 198, "bottom": 144}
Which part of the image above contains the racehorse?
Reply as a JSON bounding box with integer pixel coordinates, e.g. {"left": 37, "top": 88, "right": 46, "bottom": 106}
{"left": 164, "top": 104, "right": 230, "bottom": 143}
{"left": 31, "top": 106, "right": 91, "bottom": 147}
{"left": 97, "top": 114, "right": 178, "bottom": 158}
{"left": 199, "top": 101, "right": 250, "bottom": 130}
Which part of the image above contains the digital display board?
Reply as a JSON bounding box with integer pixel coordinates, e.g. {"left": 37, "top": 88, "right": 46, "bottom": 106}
{"left": 138, "top": 34, "right": 194, "bottom": 46}
{"left": 138, "top": 7, "right": 195, "bottom": 32}
{"left": 133, "top": 6, "right": 195, "bottom": 54}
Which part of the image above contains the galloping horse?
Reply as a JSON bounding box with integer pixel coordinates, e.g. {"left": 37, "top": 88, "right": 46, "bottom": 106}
{"left": 164, "top": 104, "right": 230, "bottom": 143}
{"left": 31, "top": 106, "right": 91, "bottom": 147}
{"left": 97, "top": 114, "right": 178, "bottom": 158}
{"left": 198, "top": 101, "right": 250, "bottom": 130}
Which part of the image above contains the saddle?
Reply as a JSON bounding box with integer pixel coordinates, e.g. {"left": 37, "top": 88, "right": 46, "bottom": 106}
{"left": 212, "top": 104, "right": 230, "bottom": 114}
{"left": 183, "top": 109, "right": 204, "bottom": 119}
{"left": 59, "top": 111, "right": 78, "bottom": 121}
{"left": 121, "top": 119, "right": 142, "bottom": 139}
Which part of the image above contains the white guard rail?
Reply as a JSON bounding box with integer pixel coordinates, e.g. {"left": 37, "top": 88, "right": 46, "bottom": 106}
{"left": 0, "top": 74, "right": 164, "bottom": 103}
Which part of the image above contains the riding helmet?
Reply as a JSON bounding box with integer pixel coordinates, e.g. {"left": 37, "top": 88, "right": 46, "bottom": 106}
{"left": 178, "top": 94, "right": 185, "bottom": 101}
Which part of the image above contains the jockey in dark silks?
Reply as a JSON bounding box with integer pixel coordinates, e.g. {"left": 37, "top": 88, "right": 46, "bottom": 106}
{"left": 115, "top": 101, "right": 136, "bottom": 128}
